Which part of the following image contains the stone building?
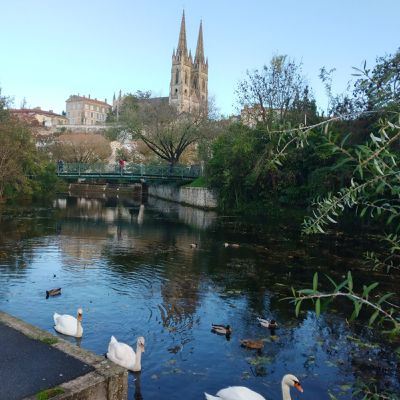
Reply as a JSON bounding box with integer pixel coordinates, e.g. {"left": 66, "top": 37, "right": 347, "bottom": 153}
{"left": 169, "top": 11, "right": 208, "bottom": 114}
{"left": 112, "top": 11, "right": 208, "bottom": 116}
{"left": 66, "top": 95, "right": 111, "bottom": 126}
{"left": 10, "top": 107, "right": 68, "bottom": 132}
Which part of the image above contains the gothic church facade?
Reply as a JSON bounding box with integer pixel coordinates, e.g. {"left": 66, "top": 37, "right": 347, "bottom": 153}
{"left": 169, "top": 11, "right": 208, "bottom": 114}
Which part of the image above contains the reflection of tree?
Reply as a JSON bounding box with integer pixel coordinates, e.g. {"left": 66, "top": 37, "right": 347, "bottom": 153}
{"left": 0, "top": 209, "right": 55, "bottom": 273}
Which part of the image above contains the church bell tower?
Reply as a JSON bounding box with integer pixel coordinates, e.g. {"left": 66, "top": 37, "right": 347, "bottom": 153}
{"left": 169, "top": 11, "right": 208, "bottom": 115}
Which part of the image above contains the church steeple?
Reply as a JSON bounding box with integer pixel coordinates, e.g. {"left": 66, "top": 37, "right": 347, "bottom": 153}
{"left": 170, "top": 11, "right": 208, "bottom": 114}
{"left": 194, "top": 20, "right": 205, "bottom": 65}
{"left": 176, "top": 10, "right": 188, "bottom": 58}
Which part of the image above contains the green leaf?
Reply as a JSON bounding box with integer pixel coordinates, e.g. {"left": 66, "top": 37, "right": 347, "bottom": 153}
{"left": 364, "top": 282, "right": 379, "bottom": 297}
{"left": 313, "top": 272, "right": 318, "bottom": 292}
{"left": 347, "top": 271, "right": 353, "bottom": 292}
{"left": 377, "top": 292, "right": 394, "bottom": 305}
{"left": 295, "top": 300, "right": 302, "bottom": 317}
{"left": 369, "top": 310, "right": 380, "bottom": 326}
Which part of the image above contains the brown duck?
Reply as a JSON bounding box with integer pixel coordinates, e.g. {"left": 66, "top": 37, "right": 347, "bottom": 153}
{"left": 240, "top": 339, "right": 264, "bottom": 350}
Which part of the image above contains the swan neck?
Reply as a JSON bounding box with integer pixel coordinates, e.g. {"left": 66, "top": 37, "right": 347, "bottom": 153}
{"left": 76, "top": 320, "right": 82, "bottom": 336}
{"left": 133, "top": 342, "right": 142, "bottom": 371}
{"left": 281, "top": 381, "right": 291, "bottom": 400}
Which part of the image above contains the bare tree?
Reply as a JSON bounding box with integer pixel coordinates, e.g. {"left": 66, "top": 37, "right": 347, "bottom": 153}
{"left": 113, "top": 93, "right": 217, "bottom": 165}
{"left": 52, "top": 132, "right": 111, "bottom": 163}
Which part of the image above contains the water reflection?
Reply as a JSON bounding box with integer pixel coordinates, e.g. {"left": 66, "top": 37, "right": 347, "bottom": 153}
{"left": 0, "top": 197, "right": 398, "bottom": 399}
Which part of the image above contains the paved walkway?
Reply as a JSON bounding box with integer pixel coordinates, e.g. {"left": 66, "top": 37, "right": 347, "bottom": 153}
{"left": 0, "top": 322, "right": 94, "bottom": 400}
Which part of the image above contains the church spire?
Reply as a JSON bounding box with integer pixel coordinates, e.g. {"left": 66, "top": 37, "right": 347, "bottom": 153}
{"left": 194, "top": 20, "right": 205, "bottom": 64}
{"left": 176, "top": 10, "right": 188, "bottom": 58}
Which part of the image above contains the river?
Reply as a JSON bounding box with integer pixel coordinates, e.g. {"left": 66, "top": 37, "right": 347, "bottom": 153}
{"left": 0, "top": 195, "right": 399, "bottom": 399}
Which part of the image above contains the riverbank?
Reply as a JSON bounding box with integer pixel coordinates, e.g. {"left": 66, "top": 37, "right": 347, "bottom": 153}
{"left": 0, "top": 311, "right": 127, "bottom": 400}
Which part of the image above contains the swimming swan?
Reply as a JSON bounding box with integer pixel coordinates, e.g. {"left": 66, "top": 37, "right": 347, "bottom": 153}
{"left": 53, "top": 308, "right": 83, "bottom": 338}
{"left": 204, "top": 373, "right": 303, "bottom": 400}
{"left": 107, "top": 335, "right": 145, "bottom": 371}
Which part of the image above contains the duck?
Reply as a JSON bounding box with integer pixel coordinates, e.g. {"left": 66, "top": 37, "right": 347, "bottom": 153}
{"left": 211, "top": 324, "right": 232, "bottom": 336}
{"left": 53, "top": 308, "right": 83, "bottom": 338}
{"left": 107, "top": 336, "right": 145, "bottom": 371}
{"left": 46, "top": 288, "right": 61, "bottom": 299}
{"left": 204, "top": 373, "right": 303, "bottom": 400}
{"left": 190, "top": 243, "right": 198, "bottom": 248}
{"left": 257, "top": 317, "right": 278, "bottom": 329}
{"left": 224, "top": 243, "right": 240, "bottom": 248}
{"left": 240, "top": 339, "right": 264, "bottom": 350}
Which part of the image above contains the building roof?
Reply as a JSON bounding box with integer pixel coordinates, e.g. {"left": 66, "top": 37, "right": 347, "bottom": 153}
{"left": 66, "top": 95, "right": 110, "bottom": 107}
{"left": 10, "top": 108, "right": 67, "bottom": 118}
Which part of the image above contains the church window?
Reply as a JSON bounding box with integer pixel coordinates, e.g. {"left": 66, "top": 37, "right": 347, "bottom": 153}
{"left": 184, "top": 89, "right": 187, "bottom": 95}
{"left": 175, "top": 88, "right": 178, "bottom": 94}
{"left": 185, "top": 72, "right": 188, "bottom": 84}
{"left": 175, "top": 69, "right": 179, "bottom": 84}
{"left": 202, "top": 79, "right": 205, "bottom": 90}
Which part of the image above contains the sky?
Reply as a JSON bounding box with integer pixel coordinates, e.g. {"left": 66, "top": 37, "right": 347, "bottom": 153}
{"left": 1, "top": 0, "right": 399, "bottom": 117}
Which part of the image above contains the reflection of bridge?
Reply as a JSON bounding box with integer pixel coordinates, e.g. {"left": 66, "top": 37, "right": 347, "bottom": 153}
{"left": 57, "top": 163, "right": 201, "bottom": 182}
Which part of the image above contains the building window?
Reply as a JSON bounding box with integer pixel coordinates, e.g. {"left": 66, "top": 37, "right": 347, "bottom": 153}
{"left": 185, "top": 71, "right": 188, "bottom": 84}
{"left": 175, "top": 69, "right": 179, "bottom": 84}
{"left": 202, "top": 79, "right": 205, "bottom": 90}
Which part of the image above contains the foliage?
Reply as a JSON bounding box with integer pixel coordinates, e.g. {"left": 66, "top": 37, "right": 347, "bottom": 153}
{"left": 51, "top": 132, "right": 112, "bottom": 163}
{"left": 272, "top": 52, "right": 400, "bottom": 339}
{"left": 322, "top": 49, "right": 400, "bottom": 117}
{"left": 0, "top": 89, "right": 61, "bottom": 200}
{"left": 290, "top": 272, "right": 399, "bottom": 333}
{"left": 236, "top": 55, "right": 317, "bottom": 128}
{"left": 185, "top": 176, "right": 207, "bottom": 188}
{"left": 207, "top": 123, "right": 269, "bottom": 211}
{"left": 303, "top": 117, "right": 400, "bottom": 234}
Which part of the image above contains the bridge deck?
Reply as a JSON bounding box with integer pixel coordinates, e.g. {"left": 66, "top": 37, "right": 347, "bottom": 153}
{"left": 56, "top": 162, "right": 201, "bottom": 182}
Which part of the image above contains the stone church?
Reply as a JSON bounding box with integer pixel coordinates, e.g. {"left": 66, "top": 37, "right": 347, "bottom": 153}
{"left": 169, "top": 11, "right": 208, "bottom": 114}
{"left": 113, "top": 11, "right": 208, "bottom": 115}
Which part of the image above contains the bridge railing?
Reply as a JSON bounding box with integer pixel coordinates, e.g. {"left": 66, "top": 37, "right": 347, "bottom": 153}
{"left": 57, "top": 162, "right": 202, "bottom": 179}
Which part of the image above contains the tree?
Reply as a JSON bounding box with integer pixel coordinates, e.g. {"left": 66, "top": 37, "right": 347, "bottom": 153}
{"left": 110, "top": 92, "right": 216, "bottom": 166}
{"left": 51, "top": 132, "right": 111, "bottom": 163}
{"left": 0, "top": 89, "right": 61, "bottom": 199}
{"left": 322, "top": 49, "right": 400, "bottom": 117}
{"left": 236, "top": 55, "right": 317, "bottom": 128}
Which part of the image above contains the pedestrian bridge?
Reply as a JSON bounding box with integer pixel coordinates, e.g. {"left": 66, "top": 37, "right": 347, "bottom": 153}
{"left": 56, "top": 162, "right": 202, "bottom": 182}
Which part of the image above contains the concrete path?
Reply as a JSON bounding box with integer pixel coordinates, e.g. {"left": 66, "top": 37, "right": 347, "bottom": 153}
{"left": 0, "top": 322, "right": 94, "bottom": 400}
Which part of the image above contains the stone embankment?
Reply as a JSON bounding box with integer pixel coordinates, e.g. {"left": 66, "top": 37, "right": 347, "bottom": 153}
{"left": 148, "top": 184, "right": 218, "bottom": 209}
{"left": 0, "top": 311, "right": 127, "bottom": 400}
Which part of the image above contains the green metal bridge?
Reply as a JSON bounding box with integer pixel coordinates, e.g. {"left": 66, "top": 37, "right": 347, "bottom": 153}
{"left": 56, "top": 162, "right": 202, "bottom": 182}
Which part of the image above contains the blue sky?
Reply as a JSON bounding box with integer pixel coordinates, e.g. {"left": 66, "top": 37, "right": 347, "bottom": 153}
{"left": 1, "top": 0, "right": 399, "bottom": 116}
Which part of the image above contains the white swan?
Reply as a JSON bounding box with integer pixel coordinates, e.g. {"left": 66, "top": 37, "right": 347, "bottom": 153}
{"left": 204, "top": 374, "right": 303, "bottom": 400}
{"left": 53, "top": 308, "right": 83, "bottom": 338}
{"left": 107, "top": 335, "right": 145, "bottom": 371}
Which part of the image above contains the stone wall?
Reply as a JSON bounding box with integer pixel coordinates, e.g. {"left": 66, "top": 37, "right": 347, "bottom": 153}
{"left": 148, "top": 184, "right": 217, "bottom": 209}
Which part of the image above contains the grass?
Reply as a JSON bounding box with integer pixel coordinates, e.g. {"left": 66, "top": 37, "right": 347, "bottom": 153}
{"left": 185, "top": 176, "right": 208, "bottom": 188}
{"left": 39, "top": 337, "right": 59, "bottom": 345}
{"left": 36, "top": 387, "right": 64, "bottom": 400}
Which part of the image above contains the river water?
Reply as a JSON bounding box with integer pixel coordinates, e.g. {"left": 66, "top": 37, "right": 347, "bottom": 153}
{"left": 0, "top": 195, "right": 399, "bottom": 399}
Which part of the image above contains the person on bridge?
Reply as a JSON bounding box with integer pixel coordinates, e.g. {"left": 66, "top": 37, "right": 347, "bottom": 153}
{"left": 119, "top": 159, "right": 125, "bottom": 175}
{"left": 57, "top": 159, "right": 64, "bottom": 173}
